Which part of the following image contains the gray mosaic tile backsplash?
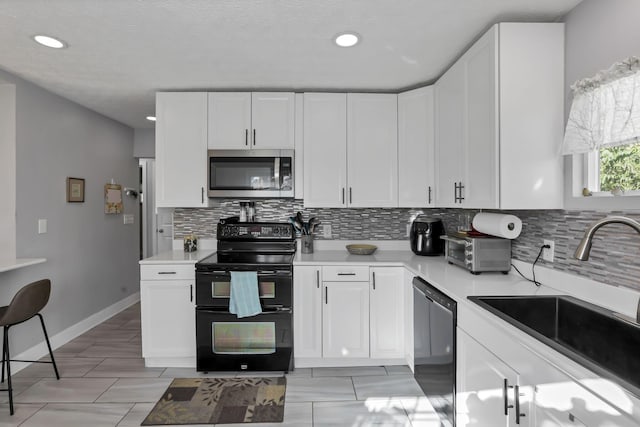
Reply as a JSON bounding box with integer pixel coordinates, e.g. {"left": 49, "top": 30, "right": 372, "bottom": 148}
{"left": 174, "top": 201, "right": 640, "bottom": 292}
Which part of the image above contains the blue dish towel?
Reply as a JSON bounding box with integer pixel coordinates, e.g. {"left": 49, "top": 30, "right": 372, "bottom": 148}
{"left": 229, "top": 271, "right": 262, "bottom": 318}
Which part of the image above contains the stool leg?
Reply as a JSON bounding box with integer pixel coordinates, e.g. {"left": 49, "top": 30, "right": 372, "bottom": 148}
{"left": 37, "top": 314, "right": 59, "bottom": 380}
{"left": 4, "top": 326, "right": 13, "bottom": 415}
{"left": 1, "top": 326, "right": 5, "bottom": 384}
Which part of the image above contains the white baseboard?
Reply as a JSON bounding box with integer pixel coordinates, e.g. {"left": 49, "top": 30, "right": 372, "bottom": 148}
{"left": 9, "top": 292, "right": 141, "bottom": 373}
{"left": 294, "top": 357, "right": 405, "bottom": 368}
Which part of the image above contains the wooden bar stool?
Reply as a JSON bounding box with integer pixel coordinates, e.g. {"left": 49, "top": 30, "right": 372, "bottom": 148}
{"left": 0, "top": 279, "right": 60, "bottom": 415}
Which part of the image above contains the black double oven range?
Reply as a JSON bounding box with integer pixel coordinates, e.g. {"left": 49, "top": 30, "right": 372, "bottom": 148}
{"left": 195, "top": 221, "right": 295, "bottom": 373}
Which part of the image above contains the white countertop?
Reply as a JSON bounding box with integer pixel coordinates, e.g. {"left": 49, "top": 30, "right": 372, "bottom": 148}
{"left": 139, "top": 249, "right": 215, "bottom": 265}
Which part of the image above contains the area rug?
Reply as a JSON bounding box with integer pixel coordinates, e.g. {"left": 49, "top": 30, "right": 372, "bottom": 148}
{"left": 141, "top": 377, "right": 286, "bottom": 425}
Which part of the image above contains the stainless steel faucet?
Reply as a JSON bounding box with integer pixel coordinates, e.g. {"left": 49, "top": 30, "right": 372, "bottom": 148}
{"left": 574, "top": 216, "right": 640, "bottom": 261}
{"left": 574, "top": 215, "right": 640, "bottom": 324}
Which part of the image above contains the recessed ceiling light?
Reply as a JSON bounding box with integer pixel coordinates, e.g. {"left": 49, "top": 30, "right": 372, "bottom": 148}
{"left": 334, "top": 32, "right": 360, "bottom": 48}
{"left": 33, "top": 35, "right": 67, "bottom": 49}
{"left": 146, "top": 116, "right": 156, "bottom": 122}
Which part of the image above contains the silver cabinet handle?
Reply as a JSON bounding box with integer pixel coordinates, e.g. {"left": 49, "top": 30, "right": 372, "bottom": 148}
{"left": 372, "top": 271, "right": 376, "bottom": 290}
{"left": 342, "top": 188, "right": 345, "bottom": 205}
{"left": 428, "top": 186, "right": 432, "bottom": 204}
{"left": 349, "top": 187, "right": 353, "bottom": 204}
{"left": 253, "top": 129, "right": 256, "bottom": 146}
{"left": 325, "top": 286, "right": 328, "bottom": 304}
{"left": 190, "top": 284, "right": 193, "bottom": 302}
{"left": 158, "top": 271, "right": 176, "bottom": 275}
{"left": 503, "top": 379, "right": 512, "bottom": 415}
{"left": 515, "top": 384, "right": 525, "bottom": 424}
{"left": 337, "top": 272, "right": 356, "bottom": 276}
{"left": 316, "top": 270, "right": 320, "bottom": 288}
{"left": 201, "top": 187, "right": 204, "bottom": 204}
{"left": 245, "top": 129, "right": 248, "bottom": 146}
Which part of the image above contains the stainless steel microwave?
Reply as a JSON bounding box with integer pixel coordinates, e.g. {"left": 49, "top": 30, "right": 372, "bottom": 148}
{"left": 207, "top": 149, "right": 294, "bottom": 198}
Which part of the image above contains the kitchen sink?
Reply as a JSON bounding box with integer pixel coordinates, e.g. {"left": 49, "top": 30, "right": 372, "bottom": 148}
{"left": 468, "top": 295, "right": 640, "bottom": 397}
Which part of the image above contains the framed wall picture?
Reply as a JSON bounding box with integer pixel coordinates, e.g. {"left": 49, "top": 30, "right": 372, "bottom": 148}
{"left": 104, "top": 183, "right": 123, "bottom": 214}
{"left": 66, "top": 177, "right": 85, "bottom": 203}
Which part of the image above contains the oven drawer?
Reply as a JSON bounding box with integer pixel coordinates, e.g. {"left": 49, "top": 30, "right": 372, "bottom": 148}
{"left": 322, "top": 265, "right": 369, "bottom": 281}
{"left": 140, "top": 264, "right": 195, "bottom": 280}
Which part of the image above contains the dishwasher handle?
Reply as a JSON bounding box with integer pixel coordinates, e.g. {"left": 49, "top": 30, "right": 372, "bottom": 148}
{"left": 412, "top": 276, "right": 457, "bottom": 314}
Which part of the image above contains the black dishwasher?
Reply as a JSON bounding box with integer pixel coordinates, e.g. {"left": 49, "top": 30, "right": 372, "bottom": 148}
{"left": 413, "top": 276, "right": 456, "bottom": 427}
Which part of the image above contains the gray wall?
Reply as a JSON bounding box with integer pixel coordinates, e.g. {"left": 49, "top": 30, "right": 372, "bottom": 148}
{"left": 134, "top": 128, "right": 155, "bottom": 158}
{"left": 0, "top": 68, "right": 139, "bottom": 356}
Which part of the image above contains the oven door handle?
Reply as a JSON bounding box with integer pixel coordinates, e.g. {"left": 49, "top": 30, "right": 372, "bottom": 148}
{"left": 196, "top": 306, "right": 291, "bottom": 314}
{"left": 202, "top": 270, "right": 291, "bottom": 276}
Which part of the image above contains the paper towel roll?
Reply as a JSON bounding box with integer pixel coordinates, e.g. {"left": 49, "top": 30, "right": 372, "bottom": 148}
{"left": 472, "top": 213, "right": 522, "bottom": 239}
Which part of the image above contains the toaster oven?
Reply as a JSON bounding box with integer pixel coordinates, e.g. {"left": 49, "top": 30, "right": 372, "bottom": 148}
{"left": 441, "top": 235, "right": 511, "bottom": 274}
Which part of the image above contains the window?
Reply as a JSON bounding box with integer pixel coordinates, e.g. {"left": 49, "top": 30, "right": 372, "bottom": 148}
{"left": 563, "top": 57, "right": 640, "bottom": 197}
{"left": 585, "top": 143, "right": 640, "bottom": 195}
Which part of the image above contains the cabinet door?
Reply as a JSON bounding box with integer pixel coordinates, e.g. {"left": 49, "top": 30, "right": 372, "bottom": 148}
{"left": 293, "top": 266, "right": 322, "bottom": 358}
{"left": 398, "top": 86, "right": 435, "bottom": 207}
{"left": 251, "top": 92, "right": 295, "bottom": 149}
{"left": 531, "top": 360, "right": 636, "bottom": 427}
{"left": 463, "top": 25, "right": 499, "bottom": 209}
{"left": 303, "top": 93, "right": 348, "bottom": 207}
{"left": 434, "top": 62, "right": 465, "bottom": 208}
{"left": 322, "top": 282, "right": 370, "bottom": 358}
{"left": 370, "top": 267, "right": 404, "bottom": 359}
{"left": 207, "top": 92, "right": 252, "bottom": 149}
{"left": 457, "top": 329, "right": 528, "bottom": 427}
{"left": 347, "top": 94, "right": 398, "bottom": 207}
{"left": 140, "top": 280, "right": 195, "bottom": 359}
{"left": 155, "top": 92, "right": 207, "bottom": 207}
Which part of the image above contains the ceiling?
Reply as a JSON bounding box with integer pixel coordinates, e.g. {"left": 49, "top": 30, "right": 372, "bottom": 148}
{"left": 0, "top": 0, "right": 581, "bottom": 129}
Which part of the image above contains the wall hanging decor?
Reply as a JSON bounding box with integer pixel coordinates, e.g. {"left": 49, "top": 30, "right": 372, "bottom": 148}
{"left": 104, "top": 183, "right": 122, "bottom": 214}
{"left": 66, "top": 177, "right": 85, "bottom": 203}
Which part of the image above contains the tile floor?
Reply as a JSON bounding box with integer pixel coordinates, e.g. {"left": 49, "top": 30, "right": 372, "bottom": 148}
{"left": 0, "top": 303, "right": 439, "bottom": 426}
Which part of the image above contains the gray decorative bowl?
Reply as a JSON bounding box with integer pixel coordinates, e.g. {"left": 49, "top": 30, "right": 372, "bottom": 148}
{"left": 346, "top": 244, "right": 378, "bottom": 255}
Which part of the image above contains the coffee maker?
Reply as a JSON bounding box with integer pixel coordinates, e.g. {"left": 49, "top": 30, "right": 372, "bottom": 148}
{"left": 410, "top": 216, "right": 445, "bottom": 256}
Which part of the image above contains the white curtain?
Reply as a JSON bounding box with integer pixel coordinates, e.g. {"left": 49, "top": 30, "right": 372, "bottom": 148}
{"left": 562, "top": 57, "right": 640, "bottom": 155}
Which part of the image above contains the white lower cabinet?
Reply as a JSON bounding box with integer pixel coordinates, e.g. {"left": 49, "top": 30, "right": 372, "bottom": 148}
{"left": 293, "top": 266, "right": 322, "bottom": 358}
{"left": 140, "top": 264, "right": 196, "bottom": 367}
{"left": 323, "top": 281, "right": 370, "bottom": 358}
{"left": 293, "top": 265, "right": 404, "bottom": 366}
{"left": 459, "top": 303, "right": 638, "bottom": 427}
{"left": 526, "top": 352, "right": 637, "bottom": 427}
{"left": 370, "top": 267, "right": 404, "bottom": 359}
{"left": 457, "top": 329, "right": 529, "bottom": 427}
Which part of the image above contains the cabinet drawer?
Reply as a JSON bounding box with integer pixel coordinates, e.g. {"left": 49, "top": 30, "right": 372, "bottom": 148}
{"left": 322, "top": 265, "right": 369, "bottom": 282}
{"left": 140, "top": 264, "right": 195, "bottom": 280}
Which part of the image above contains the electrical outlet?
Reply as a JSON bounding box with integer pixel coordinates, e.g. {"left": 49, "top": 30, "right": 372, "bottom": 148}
{"left": 323, "top": 224, "right": 332, "bottom": 238}
{"left": 543, "top": 239, "right": 555, "bottom": 262}
{"left": 38, "top": 219, "right": 47, "bottom": 234}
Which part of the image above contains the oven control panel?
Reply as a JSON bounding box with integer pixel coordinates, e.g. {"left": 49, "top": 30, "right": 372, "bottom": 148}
{"left": 217, "top": 222, "right": 294, "bottom": 240}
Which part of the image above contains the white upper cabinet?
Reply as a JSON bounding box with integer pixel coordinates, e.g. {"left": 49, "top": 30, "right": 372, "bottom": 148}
{"left": 304, "top": 93, "right": 397, "bottom": 208}
{"left": 207, "top": 92, "right": 251, "bottom": 149}
{"left": 398, "top": 86, "right": 435, "bottom": 207}
{"left": 303, "top": 93, "right": 348, "bottom": 207}
{"left": 435, "top": 59, "right": 465, "bottom": 208}
{"left": 155, "top": 92, "right": 208, "bottom": 208}
{"left": 347, "top": 94, "right": 398, "bottom": 207}
{"left": 435, "top": 23, "right": 564, "bottom": 209}
{"left": 207, "top": 92, "right": 295, "bottom": 150}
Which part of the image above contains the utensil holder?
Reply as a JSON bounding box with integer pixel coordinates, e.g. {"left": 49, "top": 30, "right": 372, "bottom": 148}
{"left": 301, "top": 235, "right": 314, "bottom": 254}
